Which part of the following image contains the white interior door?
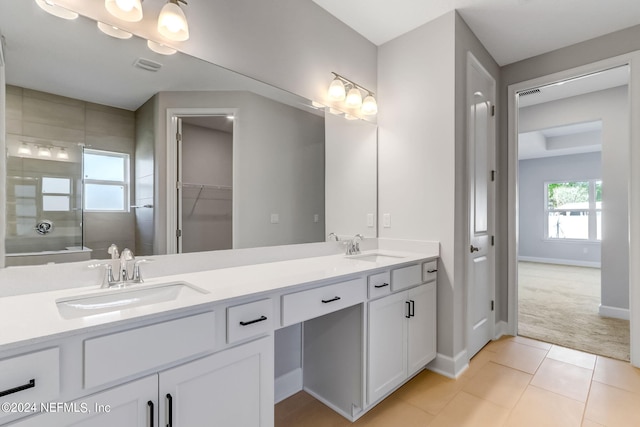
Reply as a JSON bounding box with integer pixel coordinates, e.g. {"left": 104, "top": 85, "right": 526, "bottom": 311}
{"left": 176, "top": 117, "right": 184, "bottom": 253}
{"left": 467, "top": 53, "right": 496, "bottom": 359}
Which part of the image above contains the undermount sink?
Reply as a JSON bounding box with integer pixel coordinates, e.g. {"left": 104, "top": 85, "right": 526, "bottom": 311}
{"left": 346, "top": 253, "right": 406, "bottom": 263}
{"left": 56, "top": 282, "right": 208, "bottom": 319}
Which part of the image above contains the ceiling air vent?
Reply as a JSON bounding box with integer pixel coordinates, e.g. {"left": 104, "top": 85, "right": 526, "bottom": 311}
{"left": 519, "top": 88, "right": 541, "bottom": 97}
{"left": 133, "top": 57, "right": 162, "bottom": 72}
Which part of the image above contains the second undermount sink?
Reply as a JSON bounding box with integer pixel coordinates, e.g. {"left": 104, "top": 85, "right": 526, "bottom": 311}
{"left": 346, "top": 253, "right": 406, "bottom": 263}
{"left": 56, "top": 282, "right": 208, "bottom": 320}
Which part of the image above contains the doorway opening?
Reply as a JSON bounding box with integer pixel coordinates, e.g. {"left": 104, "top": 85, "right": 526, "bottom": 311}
{"left": 513, "top": 66, "right": 631, "bottom": 361}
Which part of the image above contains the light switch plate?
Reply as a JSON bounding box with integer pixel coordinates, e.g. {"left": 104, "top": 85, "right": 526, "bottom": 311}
{"left": 367, "top": 213, "right": 374, "bottom": 227}
{"left": 383, "top": 213, "right": 391, "bottom": 228}
{"left": 314, "top": 214, "right": 319, "bottom": 223}
{"left": 270, "top": 213, "right": 279, "bottom": 224}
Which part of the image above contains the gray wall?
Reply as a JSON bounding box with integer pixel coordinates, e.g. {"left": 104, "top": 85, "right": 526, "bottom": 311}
{"left": 519, "top": 152, "right": 602, "bottom": 264}
{"left": 378, "top": 11, "right": 500, "bottom": 361}
{"left": 134, "top": 95, "right": 157, "bottom": 257}
{"left": 181, "top": 123, "right": 233, "bottom": 253}
{"left": 518, "top": 86, "right": 629, "bottom": 311}
{"left": 153, "top": 91, "right": 325, "bottom": 253}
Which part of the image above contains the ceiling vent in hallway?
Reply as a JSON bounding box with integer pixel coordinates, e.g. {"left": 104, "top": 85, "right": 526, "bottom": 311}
{"left": 133, "top": 57, "right": 162, "bottom": 72}
{"left": 519, "top": 88, "right": 541, "bottom": 97}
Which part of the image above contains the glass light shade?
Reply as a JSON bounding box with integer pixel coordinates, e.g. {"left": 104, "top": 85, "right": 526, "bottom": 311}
{"left": 18, "top": 143, "right": 32, "bottom": 156}
{"left": 97, "top": 22, "right": 133, "bottom": 39}
{"left": 327, "top": 78, "right": 346, "bottom": 101}
{"left": 158, "top": 2, "right": 190, "bottom": 42}
{"left": 105, "top": 0, "right": 143, "bottom": 22}
{"left": 345, "top": 87, "right": 363, "bottom": 108}
{"left": 344, "top": 114, "right": 358, "bottom": 121}
{"left": 147, "top": 40, "right": 177, "bottom": 55}
{"left": 57, "top": 148, "right": 69, "bottom": 160}
{"left": 328, "top": 108, "right": 344, "bottom": 116}
{"left": 38, "top": 146, "right": 52, "bottom": 158}
{"left": 361, "top": 94, "right": 378, "bottom": 115}
{"left": 35, "top": 0, "right": 78, "bottom": 20}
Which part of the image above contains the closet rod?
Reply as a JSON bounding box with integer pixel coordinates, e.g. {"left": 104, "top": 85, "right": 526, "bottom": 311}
{"left": 182, "top": 182, "right": 232, "bottom": 191}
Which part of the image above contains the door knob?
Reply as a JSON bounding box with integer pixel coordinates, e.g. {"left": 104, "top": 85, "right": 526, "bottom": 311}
{"left": 470, "top": 245, "right": 480, "bottom": 253}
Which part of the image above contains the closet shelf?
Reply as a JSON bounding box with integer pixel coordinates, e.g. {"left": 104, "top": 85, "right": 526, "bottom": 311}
{"left": 182, "top": 182, "right": 232, "bottom": 191}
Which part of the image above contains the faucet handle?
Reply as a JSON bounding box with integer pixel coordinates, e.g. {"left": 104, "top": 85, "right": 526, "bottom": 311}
{"left": 132, "top": 259, "right": 153, "bottom": 283}
{"left": 327, "top": 232, "right": 340, "bottom": 242}
{"left": 89, "top": 262, "right": 117, "bottom": 288}
{"left": 107, "top": 244, "right": 119, "bottom": 259}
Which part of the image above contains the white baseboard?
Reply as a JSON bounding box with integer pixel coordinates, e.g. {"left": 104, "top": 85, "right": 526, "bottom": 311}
{"left": 599, "top": 304, "right": 630, "bottom": 320}
{"left": 494, "top": 320, "right": 510, "bottom": 339}
{"left": 518, "top": 256, "right": 600, "bottom": 268}
{"left": 427, "top": 350, "right": 468, "bottom": 379}
{"left": 274, "top": 368, "right": 302, "bottom": 404}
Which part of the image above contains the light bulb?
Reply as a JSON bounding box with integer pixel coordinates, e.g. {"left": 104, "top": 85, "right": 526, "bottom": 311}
{"left": 361, "top": 94, "right": 378, "bottom": 115}
{"left": 104, "top": 0, "right": 143, "bottom": 22}
{"left": 18, "top": 143, "right": 32, "bottom": 156}
{"left": 38, "top": 146, "right": 52, "bottom": 158}
{"left": 57, "top": 148, "right": 69, "bottom": 160}
{"left": 328, "top": 78, "right": 346, "bottom": 101}
{"left": 158, "top": 1, "right": 189, "bottom": 41}
{"left": 345, "top": 87, "right": 363, "bottom": 108}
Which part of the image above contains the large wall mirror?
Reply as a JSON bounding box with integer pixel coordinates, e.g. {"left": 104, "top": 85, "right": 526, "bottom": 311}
{"left": 1, "top": 1, "right": 377, "bottom": 266}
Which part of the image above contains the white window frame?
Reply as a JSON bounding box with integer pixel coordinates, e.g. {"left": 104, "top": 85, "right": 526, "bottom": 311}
{"left": 544, "top": 179, "right": 601, "bottom": 242}
{"left": 83, "top": 149, "right": 130, "bottom": 213}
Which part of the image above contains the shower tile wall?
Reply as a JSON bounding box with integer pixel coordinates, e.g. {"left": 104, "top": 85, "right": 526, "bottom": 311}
{"left": 5, "top": 86, "right": 136, "bottom": 259}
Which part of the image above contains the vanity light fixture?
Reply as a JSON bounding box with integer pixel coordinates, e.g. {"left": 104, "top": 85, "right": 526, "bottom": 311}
{"left": 327, "top": 72, "right": 377, "bottom": 116}
{"left": 35, "top": 0, "right": 79, "bottom": 20}
{"left": 344, "top": 114, "right": 359, "bottom": 121}
{"left": 147, "top": 40, "right": 177, "bottom": 55}
{"left": 158, "top": 0, "right": 190, "bottom": 42}
{"left": 18, "top": 142, "right": 32, "bottom": 156}
{"left": 105, "top": 0, "right": 143, "bottom": 22}
{"left": 97, "top": 22, "right": 133, "bottom": 39}
{"left": 328, "top": 108, "right": 344, "bottom": 116}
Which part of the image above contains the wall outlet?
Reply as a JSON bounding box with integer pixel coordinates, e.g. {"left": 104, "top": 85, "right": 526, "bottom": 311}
{"left": 313, "top": 214, "right": 319, "bottom": 223}
{"left": 367, "top": 213, "right": 374, "bottom": 227}
{"left": 383, "top": 213, "right": 391, "bottom": 228}
{"left": 270, "top": 213, "right": 280, "bottom": 224}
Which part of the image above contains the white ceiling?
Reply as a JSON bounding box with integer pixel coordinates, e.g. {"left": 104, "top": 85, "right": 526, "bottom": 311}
{"left": 312, "top": 0, "right": 640, "bottom": 65}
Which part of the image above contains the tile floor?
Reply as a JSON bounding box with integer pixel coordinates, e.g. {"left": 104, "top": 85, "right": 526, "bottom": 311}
{"left": 275, "top": 336, "right": 640, "bottom": 427}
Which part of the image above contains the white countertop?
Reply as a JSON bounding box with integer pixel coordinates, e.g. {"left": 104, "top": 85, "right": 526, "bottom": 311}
{"left": 0, "top": 249, "right": 438, "bottom": 352}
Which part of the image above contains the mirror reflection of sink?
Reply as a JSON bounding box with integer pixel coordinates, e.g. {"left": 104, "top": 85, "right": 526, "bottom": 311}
{"left": 346, "top": 253, "right": 406, "bottom": 263}
{"left": 56, "top": 282, "right": 208, "bottom": 319}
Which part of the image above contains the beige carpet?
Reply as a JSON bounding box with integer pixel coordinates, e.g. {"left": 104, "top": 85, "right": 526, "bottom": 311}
{"left": 518, "top": 262, "right": 630, "bottom": 361}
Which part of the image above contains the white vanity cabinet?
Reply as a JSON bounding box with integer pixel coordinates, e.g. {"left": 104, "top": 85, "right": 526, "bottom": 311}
{"left": 7, "top": 375, "right": 157, "bottom": 427}
{"left": 367, "top": 262, "right": 437, "bottom": 405}
{"left": 159, "top": 335, "right": 273, "bottom": 427}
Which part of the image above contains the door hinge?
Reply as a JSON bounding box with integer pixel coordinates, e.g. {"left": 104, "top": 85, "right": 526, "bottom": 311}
{"left": 491, "top": 235, "right": 495, "bottom": 246}
{"left": 176, "top": 132, "right": 182, "bottom": 142}
{"left": 176, "top": 229, "right": 182, "bottom": 238}
{"left": 491, "top": 105, "right": 495, "bottom": 116}
{"left": 491, "top": 170, "right": 496, "bottom": 182}
{"left": 491, "top": 300, "right": 494, "bottom": 311}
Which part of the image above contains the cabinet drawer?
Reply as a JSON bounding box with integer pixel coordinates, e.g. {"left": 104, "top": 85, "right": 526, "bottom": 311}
{"left": 423, "top": 260, "right": 438, "bottom": 283}
{"left": 0, "top": 348, "right": 59, "bottom": 420}
{"left": 227, "top": 299, "right": 273, "bottom": 344}
{"left": 281, "top": 278, "right": 366, "bottom": 326}
{"left": 84, "top": 311, "right": 215, "bottom": 389}
{"left": 368, "top": 271, "right": 391, "bottom": 299}
{"left": 391, "top": 264, "right": 423, "bottom": 292}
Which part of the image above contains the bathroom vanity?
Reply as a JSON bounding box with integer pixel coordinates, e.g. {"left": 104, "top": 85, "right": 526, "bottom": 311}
{"left": 0, "top": 248, "right": 437, "bottom": 426}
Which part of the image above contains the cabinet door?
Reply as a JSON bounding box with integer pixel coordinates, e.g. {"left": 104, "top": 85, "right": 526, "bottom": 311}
{"left": 8, "top": 375, "right": 157, "bottom": 427}
{"left": 159, "top": 336, "right": 274, "bottom": 427}
{"left": 407, "top": 283, "right": 437, "bottom": 376}
{"left": 367, "top": 291, "right": 407, "bottom": 404}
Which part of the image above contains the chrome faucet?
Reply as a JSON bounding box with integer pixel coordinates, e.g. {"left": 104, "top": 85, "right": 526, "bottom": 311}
{"left": 346, "top": 234, "right": 364, "bottom": 255}
{"left": 96, "top": 246, "right": 150, "bottom": 288}
{"left": 328, "top": 232, "right": 340, "bottom": 242}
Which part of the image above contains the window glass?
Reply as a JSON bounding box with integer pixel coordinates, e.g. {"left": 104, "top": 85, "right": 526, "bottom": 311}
{"left": 545, "top": 180, "right": 601, "bottom": 241}
{"left": 42, "top": 177, "right": 71, "bottom": 194}
{"left": 83, "top": 149, "right": 129, "bottom": 212}
{"left": 84, "top": 152, "right": 125, "bottom": 181}
{"left": 43, "top": 195, "right": 70, "bottom": 212}
{"left": 84, "top": 184, "right": 125, "bottom": 211}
